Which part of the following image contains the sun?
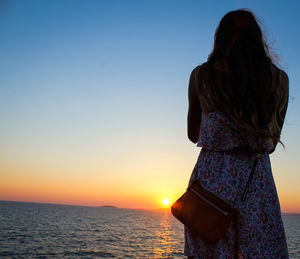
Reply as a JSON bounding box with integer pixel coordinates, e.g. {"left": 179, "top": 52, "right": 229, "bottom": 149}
{"left": 162, "top": 198, "right": 170, "bottom": 206}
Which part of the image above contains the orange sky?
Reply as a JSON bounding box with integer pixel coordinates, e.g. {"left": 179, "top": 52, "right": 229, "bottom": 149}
{"left": 0, "top": 149, "right": 299, "bottom": 213}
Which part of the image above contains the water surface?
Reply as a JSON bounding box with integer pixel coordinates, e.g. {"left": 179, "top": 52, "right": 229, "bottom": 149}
{"left": 0, "top": 201, "right": 298, "bottom": 258}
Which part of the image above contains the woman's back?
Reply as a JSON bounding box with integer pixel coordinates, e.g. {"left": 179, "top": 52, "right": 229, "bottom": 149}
{"left": 193, "top": 63, "right": 288, "bottom": 115}
{"left": 188, "top": 62, "right": 289, "bottom": 153}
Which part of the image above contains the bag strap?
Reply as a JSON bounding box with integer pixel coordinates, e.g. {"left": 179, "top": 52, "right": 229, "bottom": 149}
{"left": 190, "top": 152, "right": 262, "bottom": 200}
{"left": 241, "top": 153, "right": 261, "bottom": 202}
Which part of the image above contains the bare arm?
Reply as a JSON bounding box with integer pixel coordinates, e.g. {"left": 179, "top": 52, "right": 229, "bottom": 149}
{"left": 187, "top": 68, "right": 202, "bottom": 143}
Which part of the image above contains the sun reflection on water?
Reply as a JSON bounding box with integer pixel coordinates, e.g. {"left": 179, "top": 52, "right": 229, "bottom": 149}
{"left": 152, "top": 211, "right": 177, "bottom": 257}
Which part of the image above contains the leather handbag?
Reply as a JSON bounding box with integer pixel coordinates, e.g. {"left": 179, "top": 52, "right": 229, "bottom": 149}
{"left": 171, "top": 153, "right": 261, "bottom": 244}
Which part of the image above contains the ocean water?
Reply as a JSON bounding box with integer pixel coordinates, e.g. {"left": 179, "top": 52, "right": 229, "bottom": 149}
{"left": 0, "top": 201, "right": 299, "bottom": 258}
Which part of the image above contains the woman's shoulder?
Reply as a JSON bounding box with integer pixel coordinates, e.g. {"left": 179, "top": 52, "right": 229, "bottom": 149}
{"left": 190, "top": 60, "right": 227, "bottom": 80}
{"left": 189, "top": 62, "right": 210, "bottom": 88}
{"left": 190, "top": 62, "right": 209, "bottom": 76}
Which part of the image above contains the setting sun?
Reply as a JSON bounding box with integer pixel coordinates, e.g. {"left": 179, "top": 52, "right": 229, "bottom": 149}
{"left": 162, "top": 198, "right": 170, "bottom": 206}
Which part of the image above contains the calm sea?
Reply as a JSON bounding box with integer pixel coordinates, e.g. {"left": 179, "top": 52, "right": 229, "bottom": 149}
{"left": 0, "top": 201, "right": 299, "bottom": 258}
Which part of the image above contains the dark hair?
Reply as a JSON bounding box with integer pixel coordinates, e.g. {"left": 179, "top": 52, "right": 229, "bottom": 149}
{"left": 198, "top": 9, "right": 287, "bottom": 146}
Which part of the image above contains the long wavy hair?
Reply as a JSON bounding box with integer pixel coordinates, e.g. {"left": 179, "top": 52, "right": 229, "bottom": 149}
{"left": 198, "top": 9, "right": 286, "bottom": 146}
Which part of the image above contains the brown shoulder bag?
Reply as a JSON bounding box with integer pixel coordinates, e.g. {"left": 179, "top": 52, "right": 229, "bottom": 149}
{"left": 171, "top": 154, "right": 261, "bottom": 244}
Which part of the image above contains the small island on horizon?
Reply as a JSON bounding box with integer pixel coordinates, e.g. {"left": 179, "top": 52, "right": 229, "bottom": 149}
{"left": 100, "top": 205, "right": 118, "bottom": 208}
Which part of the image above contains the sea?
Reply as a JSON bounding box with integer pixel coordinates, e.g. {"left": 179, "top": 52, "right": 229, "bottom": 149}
{"left": 0, "top": 201, "right": 299, "bottom": 258}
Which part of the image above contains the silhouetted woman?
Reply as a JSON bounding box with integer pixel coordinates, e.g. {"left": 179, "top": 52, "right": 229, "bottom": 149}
{"left": 186, "top": 9, "right": 289, "bottom": 258}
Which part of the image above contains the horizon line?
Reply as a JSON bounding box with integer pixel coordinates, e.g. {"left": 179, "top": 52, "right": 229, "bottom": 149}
{"left": 0, "top": 199, "right": 299, "bottom": 214}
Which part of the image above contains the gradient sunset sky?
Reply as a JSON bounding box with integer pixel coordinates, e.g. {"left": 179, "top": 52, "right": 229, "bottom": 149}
{"left": 0, "top": 0, "right": 299, "bottom": 212}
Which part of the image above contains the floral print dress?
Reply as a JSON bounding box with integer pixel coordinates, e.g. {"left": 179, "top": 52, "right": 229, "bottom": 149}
{"left": 184, "top": 111, "right": 289, "bottom": 258}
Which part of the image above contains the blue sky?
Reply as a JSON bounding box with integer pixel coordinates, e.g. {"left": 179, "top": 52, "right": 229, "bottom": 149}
{"left": 0, "top": 0, "right": 299, "bottom": 210}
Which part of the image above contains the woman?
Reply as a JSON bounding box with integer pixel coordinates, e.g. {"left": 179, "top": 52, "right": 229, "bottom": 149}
{"left": 185, "top": 10, "right": 289, "bottom": 258}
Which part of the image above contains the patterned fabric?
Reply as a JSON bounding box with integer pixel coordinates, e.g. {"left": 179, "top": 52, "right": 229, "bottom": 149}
{"left": 184, "top": 111, "right": 289, "bottom": 258}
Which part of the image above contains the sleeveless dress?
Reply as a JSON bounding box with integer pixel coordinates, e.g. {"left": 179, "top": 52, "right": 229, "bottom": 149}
{"left": 184, "top": 111, "right": 289, "bottom": 258}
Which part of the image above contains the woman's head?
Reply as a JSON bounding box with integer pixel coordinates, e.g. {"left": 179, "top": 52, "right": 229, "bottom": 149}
{"left": 209, "top": 9, "right": 268, "bottom": 63}
{"left": 199, "top": 9, "right": 286, "bottom": 146}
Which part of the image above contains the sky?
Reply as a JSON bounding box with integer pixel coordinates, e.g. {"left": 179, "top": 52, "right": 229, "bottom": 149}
{"left": 0, "top": 0, "right": 299, "bottom": 212}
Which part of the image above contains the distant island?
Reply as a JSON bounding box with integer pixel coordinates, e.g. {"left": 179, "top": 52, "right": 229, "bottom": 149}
{"left": 100, "top": 205, "right": 118, "bottom": 208}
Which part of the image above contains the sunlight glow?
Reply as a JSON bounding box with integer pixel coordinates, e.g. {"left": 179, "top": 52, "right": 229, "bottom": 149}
{"left": 162, "top": 198, "right": 170, "bottom": 206}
